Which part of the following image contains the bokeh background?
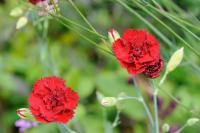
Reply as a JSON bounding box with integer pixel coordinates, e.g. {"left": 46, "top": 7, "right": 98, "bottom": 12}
{"left": 0, "top": 0, "right": 200, "bottom": 133}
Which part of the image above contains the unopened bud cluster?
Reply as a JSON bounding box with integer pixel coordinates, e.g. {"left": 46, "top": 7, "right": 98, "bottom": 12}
{"left": 29, "top": 0, "right": 59, "bottom": 16}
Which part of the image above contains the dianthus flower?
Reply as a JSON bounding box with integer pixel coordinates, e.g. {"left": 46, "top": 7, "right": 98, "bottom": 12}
{"left": 28, "top": 76, "right": 79, "bottom": 123}
{"left": 112, "top": 29, "right": 164, "bottom": 78}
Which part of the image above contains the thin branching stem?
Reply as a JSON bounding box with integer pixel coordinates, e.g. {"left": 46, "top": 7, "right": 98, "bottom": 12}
{"left": 112, "top": 110, "right": 121, "bottom": 128}
{"left": 147, "top": 0, "right": 200, "bottom": 31}
{"left": 66, "top": 0, "right": 112, "bottom": 51}
{"left": 143, "top": 1, "right": 200, "bottom": 41}
{"left": 57, "top": 15, "right": 107, "bottom": 39}
{"left": 133, "top": 77, "right": 154, "bottom": 128}
{"left": 58, "top": 124, "right": 77, "bottom": 133}
{"left": 151, "top": 80, "right": 159, "bottom": 133}
{"left": 132, "top": 0, "right": 200, "bottom": 57}
{"left": 115, "top": 0, "right": 174, "bottom": 48}
{"left": 173, "top": 123, "right": 188, "bottom": 133}
{"left": 52, "top": 14, "right": 114, "bottom": 56}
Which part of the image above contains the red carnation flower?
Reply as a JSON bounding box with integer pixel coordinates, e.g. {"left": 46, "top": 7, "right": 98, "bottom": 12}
{"left": 28, "top": 76, "right": 79, "bottom": 123}
{"left": 29, "top": 0, "right": 45, "bottom": 5}
{"left": 112, "top": 29, "right": 164, "bottom": 78}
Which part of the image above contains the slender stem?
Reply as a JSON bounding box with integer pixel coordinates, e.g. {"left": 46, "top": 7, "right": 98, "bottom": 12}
{"left": 57, "top": 15, "right": 107, "bottom": 39}
{"left": 158, "top": 85, "right": 200, "bottom": 120}
{"left": 159, "top": 71, "right": 168, "bottom": 86}
{"left": 51, "top": 14, "right": 114, "bottom": 56}
{"left": 117, "top": 96, "right": 140, "bottom": 101}
{"left": 152, "top": 80, "right": 159, "bottom": 133}
{"left": 151, "top": 0, "right": 164, "bottom": 11}
{"left": 144, "top": 1, "right": 200, "bottom": 41}
{"left": 159, "top": 87, "right": 189, "bottom": 112}
{"left": 133, "top": 77, "right": 154, "bottom": 127}
{"left": 102, "top": 108, "right": 113, "bottom": 133}
{"left": 58, "top": 124, "right": 77, "bottom": 133}
{"left": 67, "top": 0, "right": 112, "bottom": 50}
{"left": 112, "top": 110, "right": 121, "bottom": 128}
{"left": 141, "top": 98, "right": 154, "bottom": 127}
{"left": 174, "top": 123, "right": 188, "bottom": 133}
{"left": 133, "top": 0, "right": 200, "bottom": 57}
{"left": 67, "top": 0, "right": 96, "bottom": 32}
{"left": 153, "top": 94, "right": 159, "bottom": 133}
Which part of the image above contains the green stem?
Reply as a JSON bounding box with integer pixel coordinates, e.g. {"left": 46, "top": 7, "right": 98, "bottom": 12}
{"left": 133, "top": 0, "right": 200, "bottom": 57}
{"left": 159, "top": 71, "right": 168, "bottom": 86}
{"left": 146, "top": 0, "right": 200, "bottom": 31}
{"left": 174, "top": 123, "right": 188, "bottom": 133}
{"left": 152, "top": 80, "right": 159, "bottom": 133}
{"left": 144, "top": 1, "right": 200, "bottom": 41}
{"left": 153, "top": 94, "right": 159, "bottom": 133}
{"left": 117, "top": 96, "right": 140, "bottom": 101}
{"left": 151, "top": 0, "right": 164, "bottom": 11}
{"left": 102, "top": 108, "right": 113, "bottom": 133}
{"left": 57, "top": 15, "right": 107, "bottom": 39}
{"left": 58, "top": 124, "right": 77, "bottom": 133}
{"left": 51, "top": 14, "right": 114, "bottom": 56}
{"left": 67, "top": 0, "right": 112, "bottom": 50}
{"left": 159, "top": 87, "right": 189, "bottom": 112}
{"left": 133, "top": 77, "right": 154, "bottom": 128}
{"left": 67, "top": 0, "right": 96, "bottom": 32}
{"left": 112, "top": 110, "right": 121, "bottom": 128}
{"left": 115, "top": 0, "right": 174, "bottom": 48}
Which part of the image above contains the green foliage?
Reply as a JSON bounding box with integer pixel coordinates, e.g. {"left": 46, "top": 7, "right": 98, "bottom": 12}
{"left": 0, "top": 0, "right": 200, "bottom": 133}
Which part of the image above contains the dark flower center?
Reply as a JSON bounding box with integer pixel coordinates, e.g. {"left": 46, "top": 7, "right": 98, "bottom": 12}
{"left": 43, "top": 89, "right": 65, "bottom": 110}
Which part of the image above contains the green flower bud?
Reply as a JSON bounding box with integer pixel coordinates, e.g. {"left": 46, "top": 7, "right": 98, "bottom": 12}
{"left": 166, "top": 47, "right": 184, "bottom": 73}
{"left": 159, "top": 47, "right": 184, "bottom": 85}
{"left": 16, "top": 16, "right": 28, "bottom": 29}
{"left": 162, "top": 123, "right": 170, "bottom": 132}
{"left": 10, "top": 7, "right": 23, "bottom": 17}
{"left": 17, "top": 108, "right": 35, "bottom": 121}
{"left": 187, "top": 118, "right": 199, "bottom": 126}
{"left": 101, "top": 97, "right": 117, "bottom": 107}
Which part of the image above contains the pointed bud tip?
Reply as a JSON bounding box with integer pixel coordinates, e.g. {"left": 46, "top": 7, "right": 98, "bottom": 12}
{"left": 96, "top": 91, "right": 105, "bottom": 103}
{"left": 17, "top": 108, "right": 30, "bottom": 118}
{"left": 17, "top": 108, "right": 35, "bottom": 121}
{"left": 166, "top": 47, "right": 184, "bottom": 73}
{"left": 108, "top": 28, "right": 120, "bottom": 44}
{"left": 187, "top": 118, "right": 199, "bottom": 126}
{"left": 16, "top": 16, "right": 28, "bottom": 29}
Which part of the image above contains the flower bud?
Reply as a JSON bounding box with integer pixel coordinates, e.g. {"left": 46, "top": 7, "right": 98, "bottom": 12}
{"left": 10, "top": 7, "right": 23, "bottom": 17}
{"left": 108, "top": 29, "right": 120, "bottom": 44}
{"left": 96, "top": 91, "right": 105, "bottom": 103}
{"left": 101, "top": 97, "right": 117, "bottom": 107}
{"left": 162, "top": 123, "right": 170, "bottom": 132}
{"left": 187, "top": 118, "right": 199, "bottom": 126}
{"left": 17, "top": 108, "right": 35, "bottom": 121}
{"left": 166, "top": 47, "right": 184, "bottom": 73}
{"left": 16, "top": 16, "right": 28, "bottom": 29}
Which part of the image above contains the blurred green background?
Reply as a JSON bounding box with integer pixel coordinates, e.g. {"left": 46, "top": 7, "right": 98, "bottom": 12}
{"left": 0, "top": 0, "right": 200, "bottom": 133}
